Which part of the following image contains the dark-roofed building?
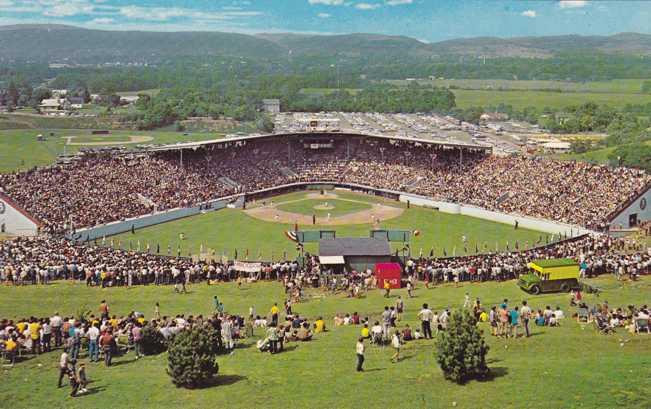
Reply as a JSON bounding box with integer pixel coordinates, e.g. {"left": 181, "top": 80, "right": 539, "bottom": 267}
{"left": 319, "top": 237, "right": 392, "bottom": 272}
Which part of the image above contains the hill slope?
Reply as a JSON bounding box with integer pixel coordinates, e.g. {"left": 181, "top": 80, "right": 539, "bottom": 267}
{"left": 2, "top": 24, "right": 651, "bottom": 63}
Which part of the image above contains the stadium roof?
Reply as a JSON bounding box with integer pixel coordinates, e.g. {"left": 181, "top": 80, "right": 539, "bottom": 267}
{"left": 146, "top": 131, "right": 491, "bottom": 153}
{"left": 319, "top": 238, "right": 392, "bottom": 257}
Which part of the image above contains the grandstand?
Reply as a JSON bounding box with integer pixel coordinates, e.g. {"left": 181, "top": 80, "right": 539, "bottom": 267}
{"left": 0, "top": 132, "right": 649, "bottom": 239}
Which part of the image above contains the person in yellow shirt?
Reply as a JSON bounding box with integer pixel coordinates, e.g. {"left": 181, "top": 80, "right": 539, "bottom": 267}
{"left": 384, "top": 280, "right": 391, "bottom": 298}
{"left": 28, "top": 318, "right": 41, "bottom": 354}
{"left": 16, "top": 321, "right": 27, "bottom": 334}
{"left": 4, "top": 337, "right": 17, "bottom": 365}
{"left": 479, "top": 310, "right": 489, "bottom": 323}
{"left": 360, "top": 324, "right": 370, "bottom": 339}
{"left": 270, "top": 303, "right": 279, "bottom": 326}
{"left": 314, "top": 317, "right": 326, "bottom": 333}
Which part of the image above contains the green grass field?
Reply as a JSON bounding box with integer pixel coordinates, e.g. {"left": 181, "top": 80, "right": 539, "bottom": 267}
{"left": 0, "top": 130, "right": 222, "bottom": 173}
{"left": 452, "top": 89, "right": 651, "bottom": 110}
{"left": 1, "top": 277, "right": 649, "bottom": 409}
{"left": 112, "top": 191, "right": 545, "bottom": 260}
{"left": 386, "top": 78, "right": 651, "bottom": 94}
{"left": 276, "top": 198, "right": 373, "bottom": 217}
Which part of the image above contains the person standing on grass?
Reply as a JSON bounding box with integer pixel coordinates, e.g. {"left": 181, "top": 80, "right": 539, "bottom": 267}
{"left": 266, "top": 323, "right": 279, "bottom": 354}
{"left": 406, "top": 279, "right": 414, "bottom": 298}
{"left": 99, "top": 300, "right": 109, "bottom": 321}
{"left": 100, "top": 330, "right": 114, "bottom": 367}
{"left": 77, "top": 363, "right": 88, "bottom": 394}
{"left": 132, "top": 322, "right": 143, "bottom": 359}
{"left": 383, "top": 280, "right": 391, "bottom": 298}
{"left": 154, "top": 302, "right": 161, "bottom": 320}
{"left": 396, "top": 296, "right": 404, "bottom": 321}
{"left": 390, "top": 331, "right": 402, "bottom": 363}
{"left": 51, "top": 312, "right": 63, "bottom": 347}
{"left": 270, "top": 303, "right": 279, "bottom": 327}
{"left": 57, "top": 349, "right": 70, "bottom": 388}
{"left": 418, "top": 303, "right": 433, "bottom": 339}
{"left": 68, "top": 361, "right": 80, "bottom": 397}
{"left": 521, "top": 300, "right": 532, "bottom": 337}
{"left": 356, "top": 337, "right": 365, "bottom": 372}
{"left": 87, "top": 323, "right": 100, "bottom": 362}
{"left": 510, "top": 306, "right": 521, "bottom": 338}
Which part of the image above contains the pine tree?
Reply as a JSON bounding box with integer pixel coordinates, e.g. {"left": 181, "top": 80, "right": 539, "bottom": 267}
{"left": 167, "top": 325, "right": 220, "bottom": 388}
{"left": 141, "top": 325, "right": 167, "bottom": 355}
{"left": 435, "top": 309, "right": 490, "bottom": 384}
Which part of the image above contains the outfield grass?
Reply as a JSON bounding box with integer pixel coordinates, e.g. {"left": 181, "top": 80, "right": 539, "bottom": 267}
{"left": 276, "top": 198, "right": 372, "bottom": 217}
{"left": 0, "top": 130, "right": 222, "bottom": 173}
{"left": 112, "top": 203, "right": 545, "bottom": 260}
{"left": 0, "top": 277, "right": 649, "bottom": 409}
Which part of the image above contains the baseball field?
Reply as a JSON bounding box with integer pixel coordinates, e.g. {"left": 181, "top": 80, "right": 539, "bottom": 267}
{"left": 111, "top": 190, "right": 546, "bottom": 260}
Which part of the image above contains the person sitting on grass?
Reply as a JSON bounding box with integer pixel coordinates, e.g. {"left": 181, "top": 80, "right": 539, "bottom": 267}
{"left": 370, "top": 321, "right": 383, "bottom": 344}
{"left": 351, "top": 312, "right": 360, "bottom": 325}
{"left": 313, "top": 317, "right": 326, "bottom": 333}
{"left": 402, "top": 324, "right": 413, "bottom": 341}
{"left": 295, "top": 323, "right": 313, "bottom": 341}
{"left": 360, "top": 323, "right": 370, "bottom": 340}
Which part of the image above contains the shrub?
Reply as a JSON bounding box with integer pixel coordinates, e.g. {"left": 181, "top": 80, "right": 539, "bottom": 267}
{"left": 141, "top": 325, "right": 167, "bottom": 355}
{"left": 167, "top": 326, "right": 220, "bottom": 388}
{"left": 435, "top": 309, "right": 490, "bottom": 384}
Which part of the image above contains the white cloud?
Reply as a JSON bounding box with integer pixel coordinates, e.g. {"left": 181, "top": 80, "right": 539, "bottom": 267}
{"left": 317, "top": 12, "right": 331, "bottom": 18}
{"left": 559, "top": 1, "right": 588, "bottom": 9}
{"left": 355, "top": 2, "right": 380, "bottom": 10}
{"left": 119, "top": 6, "right": 262, "bottom": 22}
{"left": 0, "top": 0, "right": 14, "bottom": 7}
{"left": 90, "top": 17, "right": 113, "bottom": 24}
{"left": 521, "top": 10, "right": 536, "bottom": 18}
{"left": 308, "top": 0, "right": 345, "bottom": 5}
{"left": 42, "top": 1, "right": 95, "bottom": 17}
{"left": 386, "top": 0, "right": 412, "bottom": 5}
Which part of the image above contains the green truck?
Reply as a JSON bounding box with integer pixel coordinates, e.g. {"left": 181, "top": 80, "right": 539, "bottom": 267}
{"left": 518, "top": 258, "right": 581, "bottom": 295}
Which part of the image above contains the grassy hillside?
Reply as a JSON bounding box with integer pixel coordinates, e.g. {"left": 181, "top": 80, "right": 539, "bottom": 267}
{"left": 1, "top": 278, "right": 649, "bottom": 408}
{"left": 0, "top": 130, "right": 222, "bottom": 173}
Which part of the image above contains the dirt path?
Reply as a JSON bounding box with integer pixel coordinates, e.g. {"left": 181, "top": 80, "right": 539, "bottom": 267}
{"left": 245, "top": 193, "right": 404, "bottom": 225}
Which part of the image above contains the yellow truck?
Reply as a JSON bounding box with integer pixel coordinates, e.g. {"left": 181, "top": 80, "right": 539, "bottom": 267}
{"left": 519, "top": 258, "right": 580, "bottom": 294}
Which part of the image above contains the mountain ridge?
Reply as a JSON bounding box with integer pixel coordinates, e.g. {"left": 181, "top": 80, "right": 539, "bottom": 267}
{"left": 2, "top": 24, "right": 651, "bottom": 63}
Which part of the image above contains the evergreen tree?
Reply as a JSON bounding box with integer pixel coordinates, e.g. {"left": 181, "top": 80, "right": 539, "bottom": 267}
{"left": 167, "top": 325, "right": 220, "bottom": 388}
{"left": 141, "top": 325, "right": 168, "bottom": 355}
{"left": 435, "top": 309, "right": 490, "bottom": 384}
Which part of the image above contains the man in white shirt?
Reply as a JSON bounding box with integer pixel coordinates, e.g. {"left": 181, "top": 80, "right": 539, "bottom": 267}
{"left": 417, "top": 303, "right": 433, "bottom": 339}
{"left": 87, "top": 324, "right": 100, "bottom": 362}
{"left": 356, "top": 337, "right": 365, "bottom": 372}
{"left": 554, "top": 307, "right": 565, "bottom": 320}
{"left": 50, "top": 313, "right": 62, "bottom": 347}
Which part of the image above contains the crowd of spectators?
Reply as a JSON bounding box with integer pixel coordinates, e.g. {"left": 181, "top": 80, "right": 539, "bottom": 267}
{"left": 1, "top": 233, "right": 648, "bottom": 288}
{"left": 0, "top": 137, "right": 648, "bottom": 233}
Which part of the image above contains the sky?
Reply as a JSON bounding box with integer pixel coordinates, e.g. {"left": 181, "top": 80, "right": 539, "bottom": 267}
{"left": 1, "top": 0, "right": 651, "bottom": 42}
